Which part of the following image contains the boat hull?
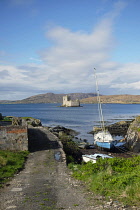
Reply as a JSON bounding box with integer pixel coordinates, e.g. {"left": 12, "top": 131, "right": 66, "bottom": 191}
{"left": 82, "top": 155, "right": 96, "bottom": 163}
{"left": 82, "top": 153, "right": 113, "bottom": 163}
{"left": 94, "top": 130, "right": 116, "bottom": 150}
{"left": 95, "top": 140, "right": 115, "bottom": 149}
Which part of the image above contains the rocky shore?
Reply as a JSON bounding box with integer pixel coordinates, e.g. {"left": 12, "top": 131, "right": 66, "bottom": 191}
{"left": 92, "top": 120, "right": 133, "bottom": 136}
{"left": 1, "top": 113, "right": 140, "bottom": 154}
{"left": 48, "top": 117, "right": 140, "bottom": 159}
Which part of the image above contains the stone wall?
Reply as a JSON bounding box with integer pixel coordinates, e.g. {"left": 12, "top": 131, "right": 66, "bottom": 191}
{"left": 70, "top": 100, "right": 80, "bottom": 107}
{"left": 0, "top": 125, "right": 28, "bottom": 151}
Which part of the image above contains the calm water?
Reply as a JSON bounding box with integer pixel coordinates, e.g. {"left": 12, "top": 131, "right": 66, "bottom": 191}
{"left": 0, "top": 103, "right": 140, "bottom": 143}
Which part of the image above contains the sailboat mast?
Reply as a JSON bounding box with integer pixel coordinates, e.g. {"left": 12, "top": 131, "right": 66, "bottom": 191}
{"left": 94, "top": 68, "right": 105, "bottom": 131}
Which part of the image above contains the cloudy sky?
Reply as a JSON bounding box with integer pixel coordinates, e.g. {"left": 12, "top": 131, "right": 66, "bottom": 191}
{"left": 0, "top": 0, "right": 140, "bottom": 100}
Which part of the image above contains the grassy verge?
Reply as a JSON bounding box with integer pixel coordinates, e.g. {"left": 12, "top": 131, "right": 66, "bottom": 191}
{"left": 68, "top": 155, "right": 140, "bottom": 206}
{"left": 0, "top": 150, "right": 29, "bottom": 187}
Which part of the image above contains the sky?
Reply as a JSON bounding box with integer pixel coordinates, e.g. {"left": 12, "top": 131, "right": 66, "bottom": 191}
{"left": 0, "top": 0, "right": 140, "bottom": 100}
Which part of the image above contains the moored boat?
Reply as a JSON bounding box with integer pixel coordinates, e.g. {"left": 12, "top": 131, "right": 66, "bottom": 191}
{"left": 94, "top": 130, "right": 116, "bottom": 150}
{"left": 93, "top": 68, "right": 116, "bottom": 150}
{"left": 82, "top": 153, "right": 113, "bottom": 163}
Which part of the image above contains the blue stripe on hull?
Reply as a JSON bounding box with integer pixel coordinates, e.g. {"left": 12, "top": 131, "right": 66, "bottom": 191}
{"left": 96, "top": 141, "right": 115, "bottom": 149}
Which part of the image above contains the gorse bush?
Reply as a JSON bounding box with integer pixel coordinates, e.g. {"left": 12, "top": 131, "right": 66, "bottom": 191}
{"left": 69, "top": 155, "right": 140, "bottom": 206}
{"left": 0, "top": 150, "right": 29, "bottom": 187}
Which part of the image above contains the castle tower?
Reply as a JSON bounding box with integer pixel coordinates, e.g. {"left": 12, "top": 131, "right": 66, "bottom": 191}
{"left": 63, "top": 95, "right": 71, "bottom": 106}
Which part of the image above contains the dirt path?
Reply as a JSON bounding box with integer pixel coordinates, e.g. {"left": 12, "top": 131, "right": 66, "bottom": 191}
{"left": 0, "top": 127, "right": 137, "bottom": 210}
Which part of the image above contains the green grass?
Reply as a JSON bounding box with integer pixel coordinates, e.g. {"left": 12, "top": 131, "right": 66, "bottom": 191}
{"left": 0, "top": 117, "right": 12, "bottom": 121}
{"left": 21, "top": 117, "right": 34, "bottom": 120}
{"left": 68, "top": 155, "right": 140, "bottom": 206}
{"left": 0, "top": 150, "right": 29, "bottom": 187}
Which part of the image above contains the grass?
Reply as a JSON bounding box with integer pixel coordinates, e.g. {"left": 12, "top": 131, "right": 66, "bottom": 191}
{"left": 0, "top": 150, "right": 29, "bottom": 187}
{"left": 68, "top": 155, "right": 140, "bottom": 206}
{"left": 0, "top": 116, "right": 12, "bottom": 121}
{"left": 21, "top": 117, "right": 35, "bottom": 121}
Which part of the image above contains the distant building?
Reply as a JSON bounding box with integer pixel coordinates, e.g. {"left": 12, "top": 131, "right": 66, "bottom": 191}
{"left": 62, "top": 95, "right": 80, "bottom": 107}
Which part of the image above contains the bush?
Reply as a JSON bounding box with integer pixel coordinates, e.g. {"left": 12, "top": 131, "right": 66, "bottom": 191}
{"left": 59, "top": 134, "right": 82, "bottom": 164}
{"left": 69, "top": 155, "right": 140, "bottom": 206}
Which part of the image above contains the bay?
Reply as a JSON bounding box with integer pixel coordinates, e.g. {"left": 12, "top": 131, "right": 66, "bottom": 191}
{"left": 0, "top": 103, "right": 140, "bottom": 144}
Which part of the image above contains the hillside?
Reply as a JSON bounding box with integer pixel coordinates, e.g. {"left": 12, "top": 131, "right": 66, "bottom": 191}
{"left": 80, "top": 94, "right": 140, "bottom": 104}
{"left": 0, "top": 93, "right": 97, "bottom": 104}
{"left": 1, "top": 93, "right": 140, "bottom": 104}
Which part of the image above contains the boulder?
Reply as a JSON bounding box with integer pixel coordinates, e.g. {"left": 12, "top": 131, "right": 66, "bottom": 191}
{"left": 23, "top": 118, "right": 42, "bottom": 127}
{"left": 0, "top": 113, "right": 3, "bottom": 120}
{"left": 11, "top": 117, "right": 42, "bottom": 127}
{"left": 49, "top": 126, "right": 78, "bottom": 137}
{"left": 125, "top": 116, "right": 140, "bottom": 152}
{"left": 12, "top": 117, "right": 22, "bottom": 126}
{"left": 106, "top": 120, "right": 132, "bottom": 136}
{"left": 93, "top": 120, "right": 133, "bottom": 136}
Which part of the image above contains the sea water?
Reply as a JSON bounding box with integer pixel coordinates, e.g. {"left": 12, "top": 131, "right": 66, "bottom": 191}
{"left": 0, "top": 103, "right": 140, "bottom": 144}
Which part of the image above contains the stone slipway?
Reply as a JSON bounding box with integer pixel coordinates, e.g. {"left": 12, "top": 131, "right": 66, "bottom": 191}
{"left": 0, "top": 127, "right": 137, "bottom": 210}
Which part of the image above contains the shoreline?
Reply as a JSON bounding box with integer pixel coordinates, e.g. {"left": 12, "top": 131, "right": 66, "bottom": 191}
{"left": 1, "top": 102, "right": 140, "bottom": 105}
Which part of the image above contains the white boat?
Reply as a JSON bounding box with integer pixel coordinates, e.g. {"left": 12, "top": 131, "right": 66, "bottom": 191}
{"left": 93, "top": 68, "right": 116, "bottom": 150}
{"left": 94, "top": 130, "right": 116, "bottom": 149}
{"left": 82, "top": 153, "right": 113, "bottom": 163}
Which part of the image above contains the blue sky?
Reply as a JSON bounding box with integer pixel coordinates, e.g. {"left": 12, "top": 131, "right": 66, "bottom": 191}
{"left": 0, "top": 0, "right": 140, "bottom": 100}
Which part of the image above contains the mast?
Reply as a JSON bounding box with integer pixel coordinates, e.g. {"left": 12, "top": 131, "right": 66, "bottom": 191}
{"left": 94, "top": 68, "right": 105, "bottom": 132}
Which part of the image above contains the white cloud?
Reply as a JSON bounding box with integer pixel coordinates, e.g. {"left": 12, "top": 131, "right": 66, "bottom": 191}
{"left": 37, "top": 2, "right": 124, "bottom": 93}
{"left": 110, "top": 63, "right": 140, "bottom": 90}
{"left": 39, "top": 17, "right": 115, "bottom": 91}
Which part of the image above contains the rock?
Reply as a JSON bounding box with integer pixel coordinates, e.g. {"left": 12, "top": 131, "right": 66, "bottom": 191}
{"left": 107, "top": 120, "right": 133, "bottom": 136}
{"left": 125, "top": 116, "right": 140, "bottom": 152}
{"left": 11, "top": 117, "right": 42, "bottom": 127}
{"left": 58, "top": 131, "right": 66, "bottom": 138}
{"left": 92, "top": 120, "right": 133, "bottom": 136}
{"left": 49, "top": 126, "right": 77, "bottom": 136}
{"left": 0, "top": 113, "right": 3, "bottom": 120}
{"left": 12, "top": 117, "right": 22, "bottom": 126}
{"left": 23, "top": 118, "right": 42, "bottom": 127}
{"left": 93, "top": 127, "right": 102, "bottom": 132}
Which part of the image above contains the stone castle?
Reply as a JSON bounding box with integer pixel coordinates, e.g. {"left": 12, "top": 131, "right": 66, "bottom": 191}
{"left": 62, "top": 95, "right": 80, "bottom": 107}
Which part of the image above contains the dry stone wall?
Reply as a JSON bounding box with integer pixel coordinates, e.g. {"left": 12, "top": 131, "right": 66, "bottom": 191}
{"left": 0, "top": 125, "right": 28, "bottom": 151}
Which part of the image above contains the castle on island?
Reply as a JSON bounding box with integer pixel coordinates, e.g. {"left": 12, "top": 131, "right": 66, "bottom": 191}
{"left": 62, "top": 95, "right": 80, "bottom": 107}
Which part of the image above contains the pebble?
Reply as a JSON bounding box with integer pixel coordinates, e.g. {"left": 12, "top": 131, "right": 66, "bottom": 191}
{"left": 11, "top": 188, "right": 22, "bottom": 192}
{"left": 6, "top": 206, "right": 17, "bottom": 209}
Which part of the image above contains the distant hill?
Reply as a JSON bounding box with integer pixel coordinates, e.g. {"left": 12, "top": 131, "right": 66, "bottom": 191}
{"left": 0, "top": 93, "right": 97, "bottom": 104}
{"left": 1, "top": 93, "right": 140, "bottom": 104}
{"left": 80, "top": 94, "right": 140, "bottom": 104}
{"left": 0, "top": 100, "right": 14, "bottom": 104}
